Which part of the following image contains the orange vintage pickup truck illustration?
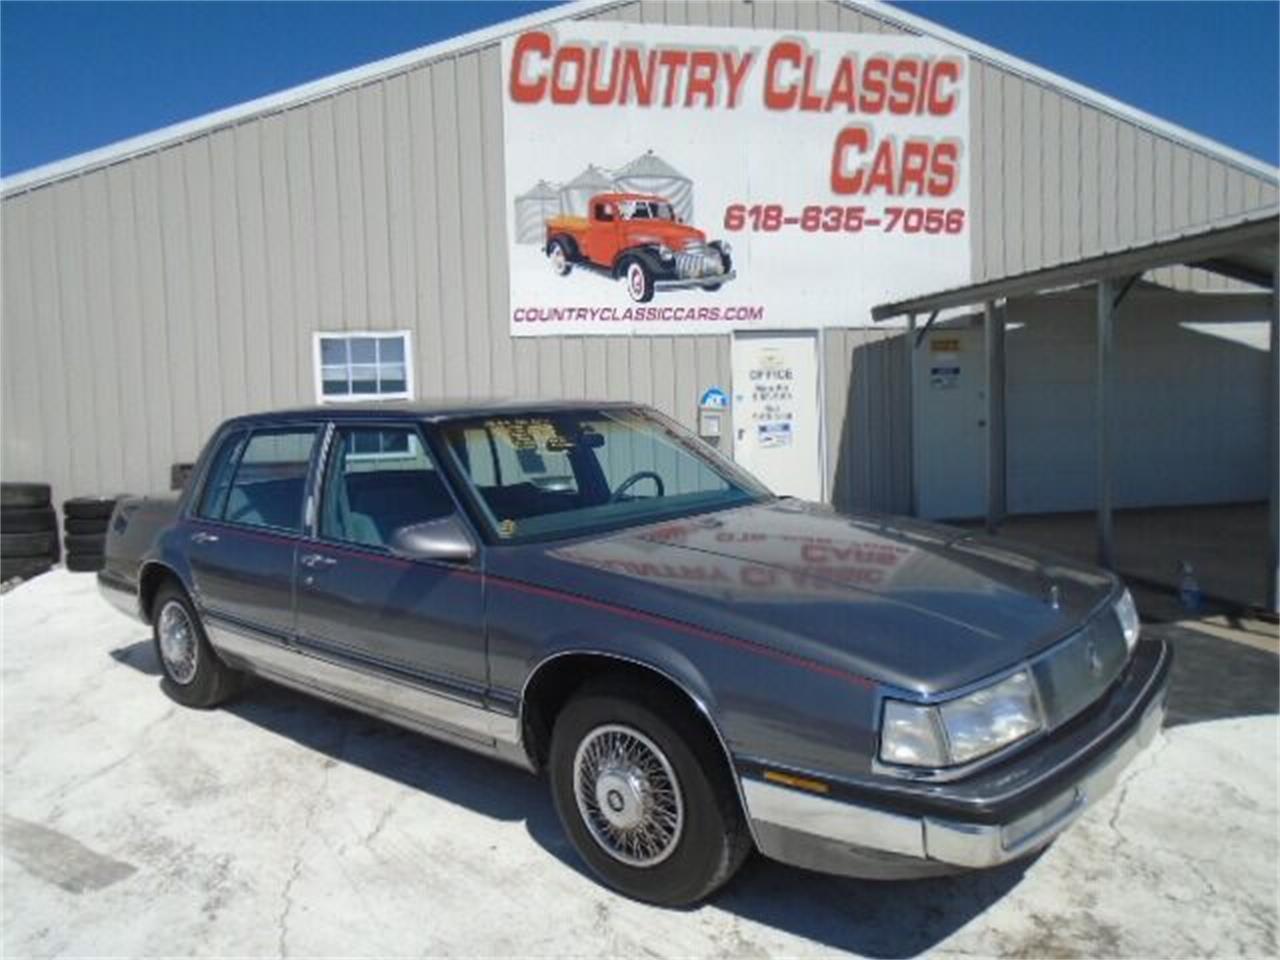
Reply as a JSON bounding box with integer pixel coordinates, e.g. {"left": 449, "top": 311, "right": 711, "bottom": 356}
{"left": 545, "top": 193, "right": 735, "bottom": 302}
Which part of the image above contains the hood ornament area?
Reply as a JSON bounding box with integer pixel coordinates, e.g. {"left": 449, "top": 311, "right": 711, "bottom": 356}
{"left": 1085, "top": 635, "right": 1105, "bottom": 677}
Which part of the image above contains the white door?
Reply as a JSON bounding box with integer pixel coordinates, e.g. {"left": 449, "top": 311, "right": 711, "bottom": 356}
{"left": 731, "top": 331, "right": 823, "bottom": 501}
{"left": 913, "top": 328, "right": 987, "bottom": 519}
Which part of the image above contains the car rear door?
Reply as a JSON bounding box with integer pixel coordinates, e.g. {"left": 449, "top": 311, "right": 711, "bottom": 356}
{"left": 292, "top": 421, "right": 490, "bottom": 730}
{"left": 185, "top": 423, "right": 323, "bottom": 646}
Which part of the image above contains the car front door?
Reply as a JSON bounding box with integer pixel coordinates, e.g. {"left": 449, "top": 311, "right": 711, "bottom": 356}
{"left": 586, "top": 200, "right": 621, "bottom": 267}
{"left": 185, "top": 423, "right": 322, "bottom": 646}
{"left": 293, "top": 421, "right": 490, "bottom": 737}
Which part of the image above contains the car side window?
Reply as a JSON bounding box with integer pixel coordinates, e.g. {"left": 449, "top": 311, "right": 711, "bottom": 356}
{"left": 319, "top": 426, "right": 454, "bottom": 549}
{"left": 221, "top": 427, "right": 319, "bottom": 532}
{"left": 195, "top": 430, "right": 246, "bottom": 520}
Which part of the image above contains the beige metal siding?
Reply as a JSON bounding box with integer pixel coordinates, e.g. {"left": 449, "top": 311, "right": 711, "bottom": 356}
{"left": 1, "top": 0, "right": 1275, "bottom": 517}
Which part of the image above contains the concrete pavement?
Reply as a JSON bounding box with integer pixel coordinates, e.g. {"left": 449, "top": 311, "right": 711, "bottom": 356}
{"left": 2, "top": 569, "right": 1276, "bottom": 957}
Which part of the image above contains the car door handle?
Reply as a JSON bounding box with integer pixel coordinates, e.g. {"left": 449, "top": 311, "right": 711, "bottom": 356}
{"left": 300, "top": 553, "right": 337, "bottom": 569}
{"left": 190, "top": 531, "right": 219, "bottom": 544}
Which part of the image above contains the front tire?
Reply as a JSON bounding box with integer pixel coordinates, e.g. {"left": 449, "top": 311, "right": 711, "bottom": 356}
{"left": 703, "top": 242, "right": 731, "bottom": 291}
{"left": 620, "top": 257, "right": 656, "bottom": 303}
{"left": 152, "top": 583, "right": 241, "bottom": 708}
{"left": 549, "top": 678, "right": 750, "bottom": 906}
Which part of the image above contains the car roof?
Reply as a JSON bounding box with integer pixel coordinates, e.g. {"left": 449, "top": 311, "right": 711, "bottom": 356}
{"left": 221, "top": 398, "right": 642, "bottom": 428}
{"left": 594, "top": 192, "right": 669, "bottom": 204}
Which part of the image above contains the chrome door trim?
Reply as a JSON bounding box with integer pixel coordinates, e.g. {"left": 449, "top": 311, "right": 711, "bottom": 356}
{"left": 203, "top": 612, "right": 519, "bottom": 747}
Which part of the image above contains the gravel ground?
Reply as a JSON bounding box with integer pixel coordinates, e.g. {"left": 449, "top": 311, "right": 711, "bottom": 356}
{"left": 3, "top": 569, "right": 1276, "bottom": 958}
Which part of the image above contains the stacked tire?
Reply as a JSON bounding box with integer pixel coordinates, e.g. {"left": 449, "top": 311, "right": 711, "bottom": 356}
{"left": 1, "top": 483, "right": 59, "bottom": 583}
{"left": 63, "top": 497, "right": 119, "bottom": 573}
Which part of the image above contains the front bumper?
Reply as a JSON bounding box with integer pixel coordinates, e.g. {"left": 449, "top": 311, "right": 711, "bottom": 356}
{"left": 741, "top": 638, "right": 1171, "bottom": 879}
{"left": 655, "top": 269, "right": 737, "bottom": 290}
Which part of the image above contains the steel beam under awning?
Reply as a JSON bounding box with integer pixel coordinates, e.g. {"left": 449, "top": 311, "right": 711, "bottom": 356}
{"left": 873, "top": 206, "right": 1279, "bottom": 612}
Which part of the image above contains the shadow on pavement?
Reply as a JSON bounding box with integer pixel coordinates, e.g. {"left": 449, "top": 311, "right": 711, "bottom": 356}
{"left": 109, "top": 639, "right": 163, "bottom": 676}
{"left": 108, "top": 636, "right": 1026, "bottom": 956}
{"left": 1146, "top": 622, "right": 1280, "bottom": 728}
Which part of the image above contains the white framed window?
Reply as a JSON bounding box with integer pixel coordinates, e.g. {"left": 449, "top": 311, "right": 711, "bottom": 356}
{"left": 313, "top": 330, "right": 414, "bottom": 403}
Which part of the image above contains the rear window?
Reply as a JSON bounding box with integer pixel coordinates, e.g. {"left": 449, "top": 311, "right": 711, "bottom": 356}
{"left": 218, "top": 428, "right": 319, "bottom": 532}
{"left": 196, "top": 430, "right": 246, "bottom": 521}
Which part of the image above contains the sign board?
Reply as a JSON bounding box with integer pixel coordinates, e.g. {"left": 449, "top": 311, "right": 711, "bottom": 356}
{"left": 930, "top": 364, "right": 960, "bottom": 389}
{"left": 502, "top": 23, "right": 971, "bottom": 336}
{"left": 699, "top": 387, "right": 729, "bottom": 409}
{"left": 732, "top": 332, "right": 821, "bottom": 500}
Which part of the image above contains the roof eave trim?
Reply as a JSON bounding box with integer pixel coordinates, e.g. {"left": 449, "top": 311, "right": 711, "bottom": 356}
{"left": 871, "top": 207, "right": 1280, "bottom": 319}
{"left": 0, "top": 0, "right": 626, "bottom": 197}
{"left": 851, "top": 0, "right": 1277, "bottom": 181}
{"left": 4, "top": 0, "right": 1275, "bottom": 196}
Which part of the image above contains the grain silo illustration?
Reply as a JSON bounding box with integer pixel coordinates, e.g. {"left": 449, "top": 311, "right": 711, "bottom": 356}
{"left": 613, "top": 150, "right": 694, "bottom": 222}
{"left": 557, "top": 164, "right": 618, "bottom": 218}
{"left": 513, "top": 180, "right": 562, "bottom": 244}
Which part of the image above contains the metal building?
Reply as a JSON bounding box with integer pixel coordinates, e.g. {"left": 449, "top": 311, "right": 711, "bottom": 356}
{"left": 2, "top": 0, "right": 1276, "bottom": 544}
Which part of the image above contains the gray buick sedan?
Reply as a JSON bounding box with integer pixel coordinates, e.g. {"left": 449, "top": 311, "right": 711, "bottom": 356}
{"left": 99, "top": 401, "right": 1170, "bottom": 905}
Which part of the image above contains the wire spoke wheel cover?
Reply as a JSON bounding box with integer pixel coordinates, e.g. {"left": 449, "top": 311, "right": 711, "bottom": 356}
{"left": 573, "top": 724, "right": 684, "bottom": 868}
{"left": 627, "top": 263, "right": 646, "bottom": 300}
{"left": 157, "top": 600, "right": 199, "bottom": 685}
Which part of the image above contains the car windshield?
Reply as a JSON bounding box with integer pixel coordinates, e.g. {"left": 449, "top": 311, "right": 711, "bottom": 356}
{"left": 441, "top": 407, "right": 770, "bottom": 543}
{"left": 620, "top": 200, "right": 676, "bottom": 222}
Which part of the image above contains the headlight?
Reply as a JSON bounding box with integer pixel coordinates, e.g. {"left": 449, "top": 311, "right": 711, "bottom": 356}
{"left": 939, "top": 670, "right": 1042, "bottom": 764}
{"left": 1114, "top": 588, "right": 1140, "bottom": 652}
{"left": 880, "top": 669, "right": 1043, "bottom": 769}
{"left": 881, "top": 700, "right": 946, "bottom": 766}
{"left": 655, "top": 243, "right": 674, "bottom": 261}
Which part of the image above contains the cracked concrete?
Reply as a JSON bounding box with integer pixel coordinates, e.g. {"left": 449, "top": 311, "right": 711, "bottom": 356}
{"left": 3, "top": 569, "right": 1276, "bottom": 958}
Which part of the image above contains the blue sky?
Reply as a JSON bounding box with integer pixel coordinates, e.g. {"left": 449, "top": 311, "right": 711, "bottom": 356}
{"left": 2, "top": 1, "right": 1276, "bottom": 176}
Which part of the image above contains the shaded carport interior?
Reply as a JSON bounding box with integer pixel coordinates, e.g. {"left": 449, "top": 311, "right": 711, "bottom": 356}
{"left": 872, "top": 206, "right": 1280, "bottom": 614}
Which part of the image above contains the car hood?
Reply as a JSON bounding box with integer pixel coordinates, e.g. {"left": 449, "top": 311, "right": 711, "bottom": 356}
{"left": 523, "top": 500, "right": 1119, "bottom": 693}
{"left": 623, "top": 222, "right": 707, "bottom": 248}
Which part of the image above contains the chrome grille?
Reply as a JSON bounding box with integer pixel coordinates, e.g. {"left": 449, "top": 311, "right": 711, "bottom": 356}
{"left": 674, "top": 243, "right": 724, "bottom": 280}
{"left": 1031, "top": 610, "right": 1128, "bottom": 728}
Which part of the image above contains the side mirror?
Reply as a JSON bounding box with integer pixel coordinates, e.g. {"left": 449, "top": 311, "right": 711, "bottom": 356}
{"left": 389, "top": 515, "right": 476, "bottom": 564}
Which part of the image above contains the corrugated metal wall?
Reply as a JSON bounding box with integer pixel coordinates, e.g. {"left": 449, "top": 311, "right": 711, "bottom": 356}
{"left": 2, "top": 0, "right": 1276, "bottom": 515}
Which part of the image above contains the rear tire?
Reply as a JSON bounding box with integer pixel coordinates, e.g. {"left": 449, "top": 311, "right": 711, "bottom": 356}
{"left": 64, "top": 533, "right": 106, "bottom": 554}
{"left": 151, "top": 583, "right": 241, "bottom": 708}
{"left": 64, "top": 516, "right": 109, "bottom": 535}
{"left": 549, "top": 678, "right": 750, "bottom": 906}
{"left": 1, "top": 531, "right": 58, "bottom": 557}
{"left": 549, "top": 238, "right": 573, "bottom": 276}
{"left": 1, "top": 556, "right": 52, "bottom": 582}
{"left": 65, "top": 553, "right": 104, "bottom": 573}
{"left": 1, "top": 482, "right": 51, "bottom": 509}
{"left": 64, "top": 496, "right": 117, "bottom": 521}
{"left": 2, "top": 506, "right": 56, "bottom": 533}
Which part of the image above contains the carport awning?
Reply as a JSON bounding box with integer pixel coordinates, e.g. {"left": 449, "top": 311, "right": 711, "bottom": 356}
{"left": 871, "top": 205, "right": 1278, "bottom": 321}
{"left": 870, "top": 204, "right": 1279, "bottom": 614}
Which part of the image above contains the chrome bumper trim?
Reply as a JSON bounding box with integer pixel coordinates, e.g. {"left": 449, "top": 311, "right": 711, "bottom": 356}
{"left": 924, "top": 691, "right": 1164, "bottom": 867}
{"left": 743, "top": 777, "right": 925, "bottom": 857}
{"left": 743, "top": 660, "right": 1167, "bottom": 872}
{"left": 97, "top": 573, "right": 144, "bottom": 622}
{"left": 654, "top": 269, "right": 736, "bottom": 290}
